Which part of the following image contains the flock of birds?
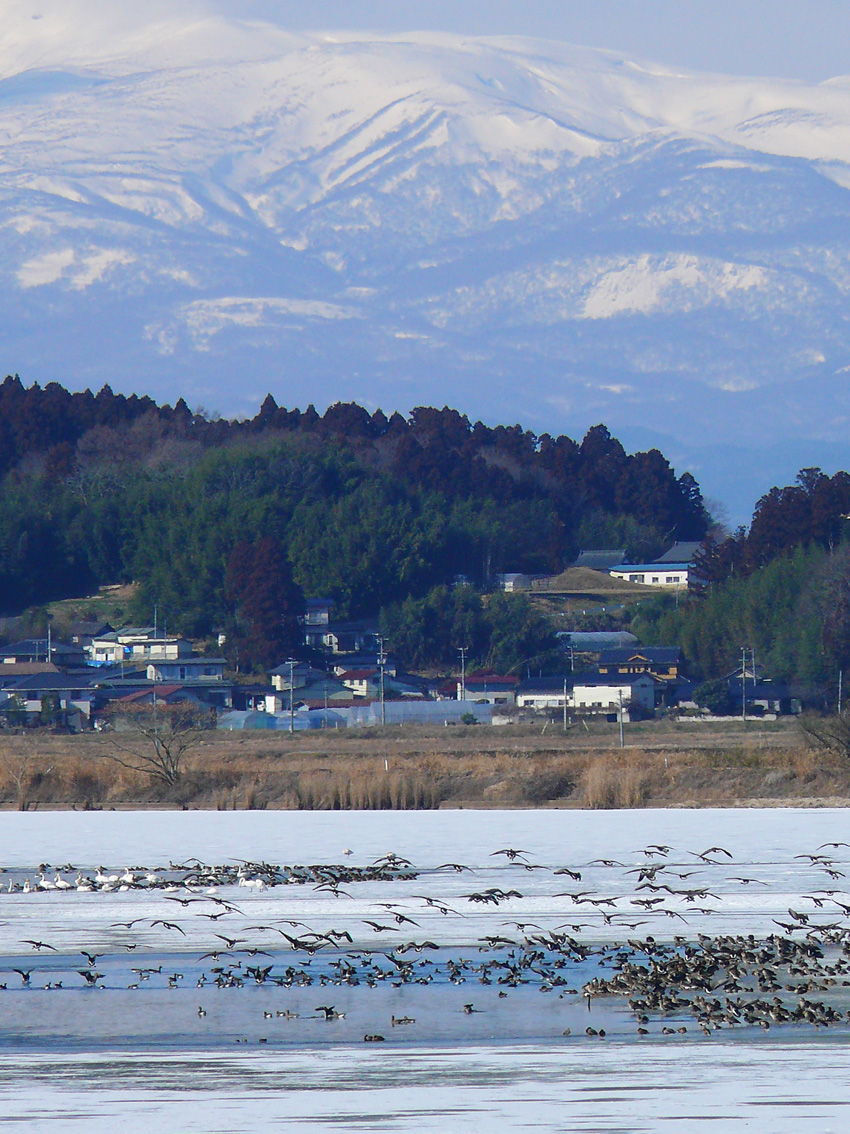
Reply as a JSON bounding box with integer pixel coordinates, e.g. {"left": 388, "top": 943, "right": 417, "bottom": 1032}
{"left": 3, "top": 841, "right": 850, "bottom": 1043}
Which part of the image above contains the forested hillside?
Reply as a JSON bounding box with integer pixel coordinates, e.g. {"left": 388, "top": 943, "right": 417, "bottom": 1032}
{"left": 636, "top": 470, "right": 850, "bottom": 695}
{"left": 0, "top": 377, "right": 707, "bottom": 640}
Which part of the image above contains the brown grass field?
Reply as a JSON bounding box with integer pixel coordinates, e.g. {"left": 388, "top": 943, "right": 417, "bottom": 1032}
{"left": 0, "top": 717, "right": 848, "bottom": 811}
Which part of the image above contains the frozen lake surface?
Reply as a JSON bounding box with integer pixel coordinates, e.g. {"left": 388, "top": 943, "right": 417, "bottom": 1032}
{"left": 3, "top": 807, "right": 850, "bottom": 1130}
{"left": 5, "top": 1043, "right": 850, "bottom": 1133}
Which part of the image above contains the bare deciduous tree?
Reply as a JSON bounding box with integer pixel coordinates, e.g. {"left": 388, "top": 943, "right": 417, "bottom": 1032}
{"left": 799, "top": 713, "right": 850, "bottom": 761}
{"left": 0, "top": 748, "right": 51, "bottom": 811}
{"left": 102, "top": 701, "right": 216, "bottom": 785}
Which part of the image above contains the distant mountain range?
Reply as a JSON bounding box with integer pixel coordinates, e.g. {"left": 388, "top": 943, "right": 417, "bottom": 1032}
{"left": 4, "top": 1, "right": 850, "bottom": 520}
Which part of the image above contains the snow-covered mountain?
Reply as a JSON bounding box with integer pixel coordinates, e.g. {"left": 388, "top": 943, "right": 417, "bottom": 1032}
{"left": 4, "top": 1, "right": 850, "bottom": 517}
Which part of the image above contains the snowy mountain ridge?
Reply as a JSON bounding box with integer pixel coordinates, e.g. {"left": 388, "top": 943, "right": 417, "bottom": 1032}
{"left": 4, "top": 1, "right": 850, "bottom": 516}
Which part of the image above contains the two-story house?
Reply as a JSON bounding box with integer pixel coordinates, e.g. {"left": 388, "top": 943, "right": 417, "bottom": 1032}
{"left": 597, "top": 647, "right": 682, "bottom": 682}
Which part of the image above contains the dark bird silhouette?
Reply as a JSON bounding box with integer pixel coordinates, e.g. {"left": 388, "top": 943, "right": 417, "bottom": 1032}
{"left": 151, "top": 920, "right": 186, "bottom": 935}
{"left": 772, "top": 920, "right": 801, "bottom": 933}
{"left": 21, "top": 940, "right": 55, "bottom": 951}
{"left": 77, "top": 969, "right": 104, "bottom": 985}
{"left": 214, "top": 935, "right": 244, "bottom": 949}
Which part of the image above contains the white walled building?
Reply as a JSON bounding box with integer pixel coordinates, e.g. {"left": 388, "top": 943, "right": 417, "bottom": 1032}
{"left": 88, "top": 629, "right": 193, "bottom": 665}
{"left": 608, "top": 564, "right": 691, "bottom": 589}
{"left": 571, "top": 674, "right": 657, "bottom": 717}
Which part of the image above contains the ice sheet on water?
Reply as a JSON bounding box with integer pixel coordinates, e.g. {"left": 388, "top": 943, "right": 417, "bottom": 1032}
{"left": 2, "top": 1044, "right": 850, "bottom": 1133}
{"left": 1, "top": 807, "right": 849, "bottom": 954}
{"left": 2, "top": 809, "right": 850, "bottom": 1127}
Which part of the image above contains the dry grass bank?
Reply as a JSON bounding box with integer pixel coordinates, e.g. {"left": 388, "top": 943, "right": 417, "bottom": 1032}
{"left": 0, "top": 719, "right": 846, "bottom": 810}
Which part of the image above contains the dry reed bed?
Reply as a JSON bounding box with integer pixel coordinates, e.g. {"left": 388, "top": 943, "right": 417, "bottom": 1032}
{"left": 0, "top": 728, "right": 846, "bottom": 810}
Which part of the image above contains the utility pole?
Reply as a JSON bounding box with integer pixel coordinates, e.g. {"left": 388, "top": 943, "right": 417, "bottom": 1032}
{"left": 377, "top": 636, "right": 387, "bottom": 727}
{"left": 618, "top": 689, "right": 625, "bottom": 749}
{"left": 287, "top": 657, "right": 295, "bottom": 733}
{"left": 741, "top": 646, "right": 747, "bottom": 721}
{"left": 458, "top": 646, "right": 468, "bottom": 702}
{"left": 563, "top": 676, "right": 568, "bottom": 732}
{"left": 46, "top": 614, "right": 53, "bottom": 667}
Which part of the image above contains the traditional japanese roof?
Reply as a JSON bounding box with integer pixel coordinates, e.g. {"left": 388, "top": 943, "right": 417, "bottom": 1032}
{"left": 573, "top": 550, "right": 626, "bottom": 571}
{"left": 118, "top": 684, "right": 185, "bottom": 703}
{"left": 0, "top": 662, "right": 60, "bottom": 677}
{"left": 517, "top": 676, "right": 572, "bottom": 693}
{"left": 656, "top": 542, "right": 702, "bottom": 563}
{"left": 465, "top": 671, "right": 521, "bottom": 686}
{"left": 4, "top": 672, "right": 99, "bottom": 693}
{"left": 599, "top": 647, "right": 681, "bottom": 666}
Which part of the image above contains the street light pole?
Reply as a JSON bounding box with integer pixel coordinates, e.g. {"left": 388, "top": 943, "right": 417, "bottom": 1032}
{"left": 287, "top": 658, "right": 295, "bottom": 733}
{"left": 618, "top": 689, "right": 625, "bottom": 749}
{"left": 458, "top": 646, "right": 468, "bottom": 702}
{"left": 377, "top": 636, "right": 386, "bottom": 727}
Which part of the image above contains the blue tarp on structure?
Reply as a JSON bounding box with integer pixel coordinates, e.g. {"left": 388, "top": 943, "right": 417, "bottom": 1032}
{"left": 217, "top": 710, "right": 278, "bottom": 730}
{"left": 342, "top": 700, "right": 492, "bottom": 727}
{"left": 218, "top": 708, "right": 348, "bottom": 731}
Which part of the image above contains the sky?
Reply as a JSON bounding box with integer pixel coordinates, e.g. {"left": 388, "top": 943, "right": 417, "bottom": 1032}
{"left": 211, "top": 0, "right": 850, "bottom": 83}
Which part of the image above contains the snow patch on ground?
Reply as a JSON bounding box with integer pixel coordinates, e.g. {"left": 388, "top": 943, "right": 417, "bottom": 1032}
{"left": 17, "top": 246, "right": 75, "bottom": 287}
{"left": 582, "top": 255, "right": 768, "bottom": 318}
{"left": 178, "top": 296, "right": 360, "bottom": 347}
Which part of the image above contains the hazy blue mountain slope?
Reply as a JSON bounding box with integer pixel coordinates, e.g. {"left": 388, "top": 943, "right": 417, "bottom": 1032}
{"left": 4, "top": 2, "right": 850, "bottom": 516}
